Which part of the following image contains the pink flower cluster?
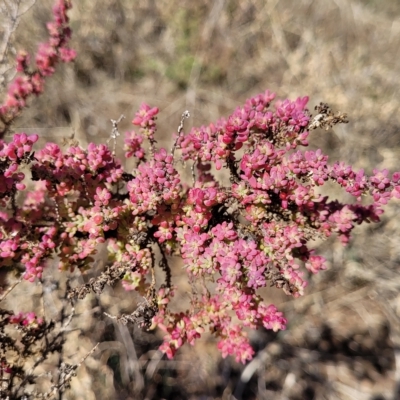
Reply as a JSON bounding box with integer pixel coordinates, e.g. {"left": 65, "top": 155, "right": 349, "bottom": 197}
{"left": 155, "top": 291, "right": 286, "bottom": 364}
{"left": 0, "top": 0, "right": 76, "bottom": 137}
{"left": 124, "top": 130, "right": 145, "bottom": 160}
{"left": 0, "top": 133, "right": 39, "bottom": 197}
{"left": 8, "top": 311, "right": 44, "bottom": 328}
{"left": 127, "top": 148, "right": 181, "bottom": 217}
{"left": 131, "top": 103, "right": 159, "bottom": 149}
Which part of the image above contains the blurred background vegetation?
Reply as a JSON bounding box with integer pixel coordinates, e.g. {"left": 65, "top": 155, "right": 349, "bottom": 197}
{"left": 2, "top": 0, "right": 400, "bottom": 399}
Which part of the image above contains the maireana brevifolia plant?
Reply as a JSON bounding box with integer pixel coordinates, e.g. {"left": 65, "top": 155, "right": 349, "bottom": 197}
{"left": 1, "top": 0, "right": 400, "bottom": 386}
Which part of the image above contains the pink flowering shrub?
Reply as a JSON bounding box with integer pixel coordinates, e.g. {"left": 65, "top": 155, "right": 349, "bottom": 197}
{"left": 1, "top": 1, "right": 400, "bottom": 383}
{"left": 2, "top": 95, "right": 399, "bottom": 365}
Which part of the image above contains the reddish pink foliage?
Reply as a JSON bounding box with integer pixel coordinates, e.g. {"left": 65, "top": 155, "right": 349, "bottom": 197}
{"left": 1, "top": 0, "right": 399, "bottom": 365}
{"left": 0, "top": 0, "right": 76, "bottom": 137}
